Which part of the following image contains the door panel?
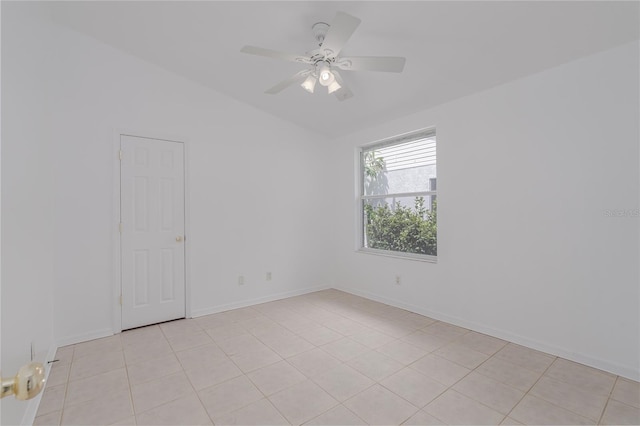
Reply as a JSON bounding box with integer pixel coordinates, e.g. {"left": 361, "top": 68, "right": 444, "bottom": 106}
{"left": 121, "top": 135, "right": 185, "bottom": 330}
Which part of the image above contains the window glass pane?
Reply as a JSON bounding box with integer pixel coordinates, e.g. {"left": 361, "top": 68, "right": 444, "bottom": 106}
{"left": 363, "top": 136, "right": 436, "bottom": 196}
{"left": 363, "top": 196, "right": 437, "bottom": 256}
{"left": 361, "top": 132, "right": 437, "bottom": 259}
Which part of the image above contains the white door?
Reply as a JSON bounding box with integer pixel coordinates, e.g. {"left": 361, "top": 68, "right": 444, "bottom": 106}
{"left": 120, "top": 135, "right": 186, "bottom": 330}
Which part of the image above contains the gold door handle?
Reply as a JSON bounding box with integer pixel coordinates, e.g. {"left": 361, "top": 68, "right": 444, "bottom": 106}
{"left": 176, "top": 236, "right": 184, "bottom": 242}
{"left": 1, "top": 362, "right": 45, "bottom": 400}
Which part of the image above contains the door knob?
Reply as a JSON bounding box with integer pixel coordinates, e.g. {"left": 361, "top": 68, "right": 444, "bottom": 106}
{"left": 176, "top": 236, "right": 184, "bottom": 242}
{"left": 1, "top": 362, "right": 45, "bottom": 400}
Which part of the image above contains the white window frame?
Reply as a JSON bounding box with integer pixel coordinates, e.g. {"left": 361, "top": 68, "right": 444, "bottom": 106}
{"left": 356, "top": 128, "right": 437, "bottom": 263}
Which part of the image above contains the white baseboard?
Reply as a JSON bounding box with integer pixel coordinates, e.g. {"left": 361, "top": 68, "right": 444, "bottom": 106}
{"left": 335, "top": 285, "right": 640, "bottom": 381}
{"left": 21, "top": 343, "right": 59, "bottom": 425}
{"left": 56, "top": 328, "right": 115, "bottom": 348}
{"left": 191, "top": 285, "right": 330, "bottom": 318}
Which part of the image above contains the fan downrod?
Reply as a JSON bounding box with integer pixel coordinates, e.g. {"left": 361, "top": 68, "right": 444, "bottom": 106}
{"left": 311, "top": 22, "right": 330, "bottom": 46}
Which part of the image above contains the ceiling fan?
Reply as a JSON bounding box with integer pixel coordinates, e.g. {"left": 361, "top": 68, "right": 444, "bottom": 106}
{"left": 240, "top": 11, "right": 406, "bottom": 101}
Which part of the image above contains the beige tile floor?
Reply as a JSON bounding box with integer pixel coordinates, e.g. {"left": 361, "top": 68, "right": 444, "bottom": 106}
{"left": 34, "top": 289, "right": 640, "bottom": 425}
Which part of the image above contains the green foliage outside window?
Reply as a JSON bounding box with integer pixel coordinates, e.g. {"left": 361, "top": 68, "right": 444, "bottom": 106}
{"left": 364, "top": 198, "right": 437, "bottom": 256}
{"left": 363, "top": 151, "right": 385, "bottom": 178}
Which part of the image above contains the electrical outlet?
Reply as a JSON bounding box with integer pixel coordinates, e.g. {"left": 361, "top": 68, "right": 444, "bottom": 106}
{"left": 238, "top": 275, "right": 244, "bottom": 285}
{"left": 395, "top": 275, "right": 401, "bottom": 285}
{"left": 266, "top": 272, "right": 272, "bottom": 281}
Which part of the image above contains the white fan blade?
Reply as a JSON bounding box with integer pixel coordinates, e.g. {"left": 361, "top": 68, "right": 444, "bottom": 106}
{"left": 241, "top": 45, "right": 311, "bottom": 64}
{"left": 321, "top": 12, "right": 361, "bottom": 57}
{"left": 264, "top": 69, "right": 312, "bottom": 94}
{"left": 332, "top": 70, "right": 354, "bottom": 101}
{"left": 335, "top": 56, "right": 406, "bottom": 73}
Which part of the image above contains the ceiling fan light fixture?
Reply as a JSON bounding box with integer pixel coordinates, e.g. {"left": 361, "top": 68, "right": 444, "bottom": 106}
{"left": 317, "top": 63, "right": 335, "bottom": 86}
{"left": 327, "top": 80, "right": 342, "bottom": 94}
{"left": 301, "top": 75, "right": 317, "bottom": 93}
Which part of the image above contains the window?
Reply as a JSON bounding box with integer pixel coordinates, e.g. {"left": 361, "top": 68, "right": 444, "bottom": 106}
{"left": 359, "top": 129, "right": 437, "bottom": 260}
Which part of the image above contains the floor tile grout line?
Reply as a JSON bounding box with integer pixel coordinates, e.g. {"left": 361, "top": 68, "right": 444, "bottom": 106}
{"left": 598, "top": 375, "right": 620, "bottom": 426}
{"left": 242, "top": 361, "right": 296, "bottom": 425}
{"left": 60, "top": 349, "right": 132, "bottom": 425}
{"left": 540, "top": 370, "right": 617, "bottom": 423}
{"left": 39, "top": 347, "right": 71, "bottom": 426}
{"left": 57, "top": 346, "right": 75, "bottom": 426}
{"left": 607, "top": 392, "right": 640, "bottom": 409}
{"left": 129, "top": 370, "right": 195, "bottom": 417}
{"left": 472, "top": 352, "right": 549, "bottom": 390}
{"left": 406, "top": 350, "right": 509, "bottom": 423}
{"left": 121, "top": 350, "right": 139, "bottom": 425}
{"left": 445, "top": 371, "right": 519, "bottom": 416}
{"left": 334, "top": 401, "right": 369, "bottom": 425}
{"left": 598, "top": 397, "right": 612, "bottom": 426}
{"left": 375, "top": 377, "right": 441, "bottom": 420}
{"left": 532, "top": 359, "right": 618, "bottom": 424}
{"left": 503, "top": 355, "right": 558, "bottom": 424}
{"left": 174, "top": 342, "right": 219, "bottom": 426}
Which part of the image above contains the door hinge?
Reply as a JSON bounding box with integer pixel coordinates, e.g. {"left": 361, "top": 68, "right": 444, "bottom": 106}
{"left": 118, "top": 222, "right": 123, "bottom": 233}
{"left": 119, "top": 150, "right": 123, "bottom": 161}
{"left": 119, "top": 295, "right": 123, "bottom": 306}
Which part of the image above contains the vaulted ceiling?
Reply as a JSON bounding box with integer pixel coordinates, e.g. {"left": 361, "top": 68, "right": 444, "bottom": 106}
{"left": 46, "top": 1, "right": 639, "bottom": 137}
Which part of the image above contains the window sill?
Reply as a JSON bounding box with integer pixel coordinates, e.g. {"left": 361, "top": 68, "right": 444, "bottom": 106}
{"left": 356, "top": 248, "right": 437, "bottom": 263}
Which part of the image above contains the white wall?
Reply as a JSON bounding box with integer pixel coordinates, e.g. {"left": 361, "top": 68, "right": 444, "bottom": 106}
{"left": 1, "top": 3, "right": 57, "bottom": 425}
{"left": 44, "top": 8, "right": 331, "bottom": 345}
{"left": 2, "top": 0, "right": 331, "bottom": 394}
{"left": 329, "top": 41, "right": 640, "bottom": 380}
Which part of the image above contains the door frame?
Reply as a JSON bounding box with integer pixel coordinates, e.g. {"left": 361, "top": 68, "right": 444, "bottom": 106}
{"left": 111, "top": 129, "right": 191, "bottom": 333}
